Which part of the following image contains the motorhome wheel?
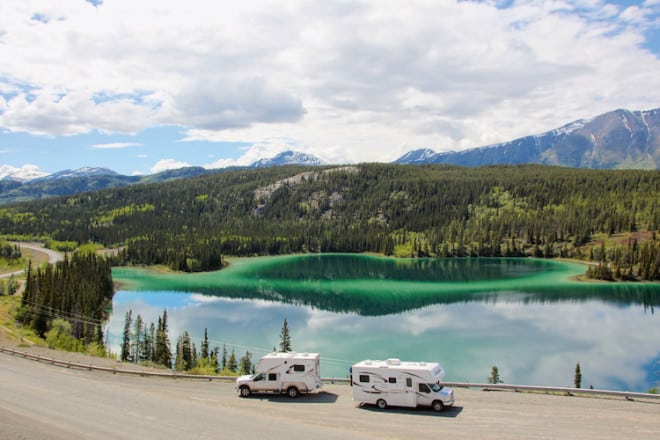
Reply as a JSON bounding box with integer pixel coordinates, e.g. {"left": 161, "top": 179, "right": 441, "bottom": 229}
{"left": 376, "top": 399, "right": 387, "bottom": 409}
{"left": 287, "top": 386, "right": 299, "bottom": 398}
{"left": 432, "top": 400, "right": 444, "bottom": 412}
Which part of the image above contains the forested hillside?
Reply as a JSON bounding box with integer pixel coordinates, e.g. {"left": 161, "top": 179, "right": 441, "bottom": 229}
{"left": 0, "top": 164, "right": 658, "bottom": 279}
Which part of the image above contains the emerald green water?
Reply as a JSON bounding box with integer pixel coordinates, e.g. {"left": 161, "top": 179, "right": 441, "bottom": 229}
{"left": 107, "top": 255, "right": 660, "bottom": 392}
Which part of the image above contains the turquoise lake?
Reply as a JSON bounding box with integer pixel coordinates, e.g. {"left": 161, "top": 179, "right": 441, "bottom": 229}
{"left": 106, "top": 255, "right": 660, "bottom": 392}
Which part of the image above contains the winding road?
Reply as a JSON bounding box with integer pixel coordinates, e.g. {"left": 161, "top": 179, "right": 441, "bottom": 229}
{"left": 1, "top": 352, "right": 658, "bottom": 440}
{"left": 0, "top": 242, "right": 64, "bottom": 279}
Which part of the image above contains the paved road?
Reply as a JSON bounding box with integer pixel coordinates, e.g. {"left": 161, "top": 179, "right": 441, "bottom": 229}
{"left": 1, "top": 353, "right": 658, "bottom": 439}
{"left": 0, "top": 242, "right": 64, "bottom": 279}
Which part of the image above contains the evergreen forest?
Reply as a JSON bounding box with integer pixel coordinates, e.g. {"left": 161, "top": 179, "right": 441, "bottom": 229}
{"left": 120, "top": 310, "right": 255, "bottom": 374}
{"left": 1, "top": 163, "right": 659, "bottom": 280}
{"left": 16, "top": 252, "right": 113, "bottom": 353}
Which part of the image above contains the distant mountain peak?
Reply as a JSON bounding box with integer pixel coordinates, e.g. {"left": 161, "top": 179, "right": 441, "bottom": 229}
{"left": 250, "top": 150, "right": 324, "bottom": 168}
{"left": 43, "top": 167, "right": 120, "bottom": 180}
{"left": 393, "top": 148, "right": 437, "bottom": 164}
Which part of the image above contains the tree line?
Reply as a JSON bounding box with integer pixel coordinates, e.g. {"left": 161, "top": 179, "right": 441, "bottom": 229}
{"left": 16, "top": 252, "right": 113, "bottom": 352}
{"left": 120, "top": 309, "right": 255, "bottom": 374}
{"left": 0, "top": 164, "right": 658, "bottom": 280}
{"left": 119, "top": 313, "right": 296, "bottom": 374}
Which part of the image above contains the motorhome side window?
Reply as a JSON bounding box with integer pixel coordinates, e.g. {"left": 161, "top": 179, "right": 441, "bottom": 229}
{"left": 419, "top": 383, "right": 431, "bottom": 393}
{"left": 293, "top": 364, "right": 305, "bottom": 372}
{"left": 406, "top": 378, "right": 412, "bottom": 387}
{"left": 359, "top": 375, "right": 370, "bottom": 383}
{"left": 388, "top": 377, "right": 396, "bottom": 384}
{"left": 268, "top": 373, "right": 277, "bottom": 381}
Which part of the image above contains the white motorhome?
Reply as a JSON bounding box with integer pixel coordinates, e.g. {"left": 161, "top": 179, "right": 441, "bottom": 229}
{"left": 351, "top": 358, "right": 454, "bottom": 411}
{"left": 236, "top": 352, "right": 322, "bottom": 398}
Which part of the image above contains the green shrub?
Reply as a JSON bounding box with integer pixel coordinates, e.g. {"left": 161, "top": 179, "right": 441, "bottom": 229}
{"left": 45, "top": 319, "right": 83, "bottom": 352}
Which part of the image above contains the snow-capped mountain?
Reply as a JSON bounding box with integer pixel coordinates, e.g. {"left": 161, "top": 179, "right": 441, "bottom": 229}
{"left": 394, "top": 108, "right": 660, "bottom": 169}
{"left": 0, "top": 164, "right": 49, "bottom": 181}
{"left": 250, "top": 150, "right": 324, "bottom": 168}
{"left": 36, "top": 167, "right": 120, "bottom": 181}
{"left": 392, "top": 148, "right": 437, "bottom": 164}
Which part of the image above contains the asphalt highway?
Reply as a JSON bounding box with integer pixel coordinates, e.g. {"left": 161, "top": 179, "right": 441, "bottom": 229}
{"left": 1, "top": 352, "right": 658, "bottom": 439}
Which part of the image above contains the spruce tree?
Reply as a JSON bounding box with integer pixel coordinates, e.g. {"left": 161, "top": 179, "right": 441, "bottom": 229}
{"left": 132, "top": 314, "right": 144, "bottom": 363}
{"left": 201, "top": 328, "right": 209, "bottom": 360}
{"left": 228, "top": 349, "right": 238, "bottom": 372}
{"left": 279, "top": 318, "right": 292, "bottom": 352}
{"left": 120, "top": 310, "right": 132, "bottom": 362}
{"left": 239, "top": 351, "right": 253, "bottom": 374}
{"left": 574, "top": 363, "right": 582, "bottom": 388}
{"left": 488, "top": 365, "right": 502, "bottom": 384}
{"left": 155, "top": 309, "right": 172, "bottom": 368}
{"left": 221, "top": 344, "right": 228, "bottom": 370}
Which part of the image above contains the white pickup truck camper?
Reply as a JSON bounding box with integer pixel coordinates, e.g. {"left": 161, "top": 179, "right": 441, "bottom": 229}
{"left": 236, "top": 352, "right": 322, "bottom": 398}
{"left": 351, "top": 358, "right": 455, "bottom": 411}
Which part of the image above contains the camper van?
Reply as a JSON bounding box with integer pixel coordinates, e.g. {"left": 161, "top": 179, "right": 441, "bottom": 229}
{"left": 351, "top": 358, "right": 454, "bottom": 411}
{"left": 236, "top": 352, "right": 322, "bottom": 398}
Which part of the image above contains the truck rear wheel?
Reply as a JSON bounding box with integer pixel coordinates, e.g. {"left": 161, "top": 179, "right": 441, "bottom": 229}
{"left": 286, "top": 386, "right": 299, "bottom": 398}
{"left": 376, "top": 399, "right": 387, "bottom": 409}
{"left": 432, "top": 400, "right": 445, "bottom": 412}
{"left": 239, "top": 386, "right": 251, "bottom": 398}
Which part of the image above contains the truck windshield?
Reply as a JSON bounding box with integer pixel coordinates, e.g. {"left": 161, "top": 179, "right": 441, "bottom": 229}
{"left": 429, "top": 383, "right": 443, "bottom": 392}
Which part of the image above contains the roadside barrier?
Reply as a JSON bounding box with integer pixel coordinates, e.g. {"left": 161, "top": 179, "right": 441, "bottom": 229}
{"left": 2, "top": 345, "right": 658, "bottom": 401}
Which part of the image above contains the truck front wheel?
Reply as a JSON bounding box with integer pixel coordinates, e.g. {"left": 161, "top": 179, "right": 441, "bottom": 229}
{"left": 432, "top": 400, "right": 445, "bottom": 412}
{"left": 239, "top": 386, "right": 251, "bottom": 398}
{"left": 287, "top": 386, "right": 299, "bottom": 398}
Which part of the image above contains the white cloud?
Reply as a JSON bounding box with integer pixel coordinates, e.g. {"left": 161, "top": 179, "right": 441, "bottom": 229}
{"left": 0, "top": 163, "right": 48, "bottom": 180}
{"left": 1, "top": 0, "right": 659, "bottom": 162}
{"left": 91, "top": 142, "right": 141, "bottom": 149}
{"left": 149, "top": 158, "right": 191, "bottom": 173}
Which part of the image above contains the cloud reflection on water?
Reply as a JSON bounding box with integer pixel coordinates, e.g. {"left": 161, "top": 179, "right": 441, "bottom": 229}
{"left": 107, "top": 291, "right": 659, "bottom": 391}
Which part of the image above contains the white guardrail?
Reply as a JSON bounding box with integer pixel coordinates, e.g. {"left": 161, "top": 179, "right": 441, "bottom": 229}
{"left": 2, "top": 345, "right": 659, "bottom": 401}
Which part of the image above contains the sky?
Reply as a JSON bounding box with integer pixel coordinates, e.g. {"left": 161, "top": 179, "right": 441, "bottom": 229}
{"left": 1, "top": 0, "right": 660, "bottom": 177}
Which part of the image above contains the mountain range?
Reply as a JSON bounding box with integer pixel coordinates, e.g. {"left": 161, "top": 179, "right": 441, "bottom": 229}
{"left": 394, "top": 108, "right": 660, "bottom": 168}
{"left": 0, "top": 107, "right": 658, "bottom": 205}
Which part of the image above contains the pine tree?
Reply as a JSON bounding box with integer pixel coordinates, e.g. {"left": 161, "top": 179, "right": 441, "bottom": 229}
{"left": 488, "top": 365, "right": 502, "bottom": 384}
{"left": 132, "top": 314, "right": 144, "bottom": 363}
{"left": 175, "top": 336, "right": 184, "bottom": 371}
{"left": 211, "top": 346, "right": 219, "bottom": 370}
{"left": 239, "top": 351, "right": 253, "bottom": 374}
{"left": 145, "top": 322, "right": 155, "bottom": 362}
{"left": 155, "top": 309, "right": 172, "bottom": 368}
{"left": 221, "top": 344, "right": 228, "bottom": 370}
{"left": 279, "top": 318, "right": 292, "bottom": 352}
{"left": 120, "top": 309, "right": 132, "bottom": 362}
{"left": 574, "top": 363, "right": 582, "bottom": 389}
{"left": 228, "top": 349, "right": 238, "bottom": 372}
{"left": 201, "top": 328, "right": 209, "bottom": 360}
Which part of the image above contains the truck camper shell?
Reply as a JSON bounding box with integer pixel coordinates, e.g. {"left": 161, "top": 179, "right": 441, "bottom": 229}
{"left": 351, "top": 358, "right": 454, "bottom": 411}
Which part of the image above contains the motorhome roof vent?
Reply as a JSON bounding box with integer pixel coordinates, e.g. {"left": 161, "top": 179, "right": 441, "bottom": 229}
{"left": 386, "top": 358, "right": 401, "bottom": 366}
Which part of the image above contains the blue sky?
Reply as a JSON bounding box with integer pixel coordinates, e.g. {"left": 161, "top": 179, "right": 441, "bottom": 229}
{"left": 1, "top": 0, "right": 660, "bottom": 177}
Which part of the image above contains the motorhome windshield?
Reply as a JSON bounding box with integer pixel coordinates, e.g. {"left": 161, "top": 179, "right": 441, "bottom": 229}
{"left": 430, "top": 383, "right": 443, "bottom": 392}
